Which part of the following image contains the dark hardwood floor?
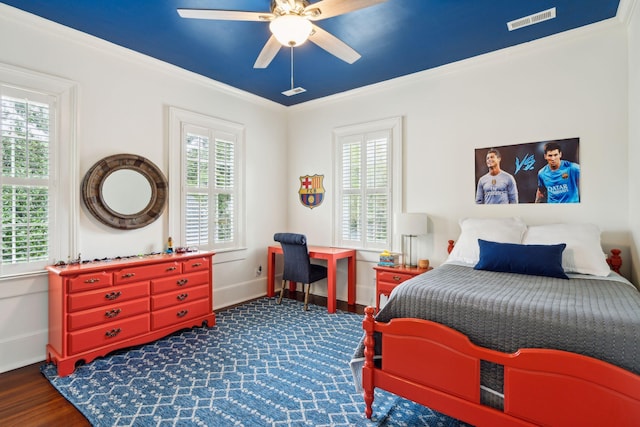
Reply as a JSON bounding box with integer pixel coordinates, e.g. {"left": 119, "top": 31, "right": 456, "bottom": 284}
{"left": 0, "top": 293, "right": 365, "bottom": 426}
{"left": 0, "top": 362, "right": 89, "bottom": 427}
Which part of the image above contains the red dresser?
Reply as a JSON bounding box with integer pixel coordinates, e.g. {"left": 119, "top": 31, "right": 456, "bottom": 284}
{"left": 46, "top": 251, "right": 215, "bottom": 376}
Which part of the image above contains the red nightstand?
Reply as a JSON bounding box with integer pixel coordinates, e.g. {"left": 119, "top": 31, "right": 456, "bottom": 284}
{"left": 373, "top": 265, "right": 432, "bottom": 311}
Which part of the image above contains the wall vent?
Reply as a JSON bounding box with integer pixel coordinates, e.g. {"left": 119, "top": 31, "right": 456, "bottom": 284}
{"left": 507, "top": 7, "right": 556, "bottom": 31}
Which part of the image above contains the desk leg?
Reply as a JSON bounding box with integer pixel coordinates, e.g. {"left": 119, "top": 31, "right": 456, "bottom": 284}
{"left": 347, "top": 254, "right": 356, "bottom": 306}
{"left": 327, "top": 258, "right": 337, "bottom": 314}
{"left": 267, "top": 248, "right": 276, "bottom": 297}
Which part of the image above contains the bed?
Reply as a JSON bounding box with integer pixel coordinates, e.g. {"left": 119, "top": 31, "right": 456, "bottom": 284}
{"left": 352, "top": 219, "right": 640, "bottom": 426}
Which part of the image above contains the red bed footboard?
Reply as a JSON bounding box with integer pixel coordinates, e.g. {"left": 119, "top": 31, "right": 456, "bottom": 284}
{"left": 362, "top": 306, "right": 640, "bottom": 427}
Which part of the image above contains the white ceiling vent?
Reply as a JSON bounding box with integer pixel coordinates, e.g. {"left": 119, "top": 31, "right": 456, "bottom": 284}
{"left": 282, "top": 87, "right": 306, "bottom": 96}
{"left": 507, "top": 7, "right": 556, "bottom": 31}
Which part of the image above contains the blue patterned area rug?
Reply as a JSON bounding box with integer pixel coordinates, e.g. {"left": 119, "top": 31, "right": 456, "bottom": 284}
{"left": 42, "top": 298, "right": 469, "bottom": 426}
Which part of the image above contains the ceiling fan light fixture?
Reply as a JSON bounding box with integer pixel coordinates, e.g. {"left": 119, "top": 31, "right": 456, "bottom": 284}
{"left": 269, "top": 14, "right": 312, "bottom": 47}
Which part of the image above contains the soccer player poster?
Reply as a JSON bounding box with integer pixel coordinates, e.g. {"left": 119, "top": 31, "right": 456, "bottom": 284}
{"left": 474, "top": 138, "right": 580, "bottom": 204}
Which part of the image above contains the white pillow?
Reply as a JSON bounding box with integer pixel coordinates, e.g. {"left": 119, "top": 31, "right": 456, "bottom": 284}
{"left": 522, "top": 223, "right": 610, "bottom": 276}
{"left": 446, "top": 217, "right": 527, "bottom": 265}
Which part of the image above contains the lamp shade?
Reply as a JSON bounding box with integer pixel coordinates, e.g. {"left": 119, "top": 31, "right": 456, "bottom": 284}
{"left": 269, "top": 15, "right": 312, "bottom": 47}
{"left": 394, "top": 213, "right": 428, "bottom": 236}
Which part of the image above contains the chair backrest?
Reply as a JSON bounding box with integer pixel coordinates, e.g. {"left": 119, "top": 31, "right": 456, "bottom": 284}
{"left": 273, "top": 233, "right": 311, "bottom": 283}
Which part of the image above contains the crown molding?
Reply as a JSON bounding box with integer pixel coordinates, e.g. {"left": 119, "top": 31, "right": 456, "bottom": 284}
{"left": 2, "top": 2, "right": 631, "bottom": 113}
{"left": 288, "top": 16, "right": 627, "bottom": 112}
{"left": 617, "top": 0, "right": 638, "bottom": 25}
{"left": 0, "top": 4, "right": 286, "bottom": 112}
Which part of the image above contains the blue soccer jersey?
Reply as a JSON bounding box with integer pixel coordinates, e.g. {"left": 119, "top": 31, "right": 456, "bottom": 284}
{"left": 476, "top": 171, "right": 519, "bottom": 204}
{"left": 537, "top": 160, "right": 580, "bottom": 203}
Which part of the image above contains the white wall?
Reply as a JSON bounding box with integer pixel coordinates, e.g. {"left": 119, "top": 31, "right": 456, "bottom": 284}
{"left": 0, "top": 5, "right": 288, "bottom": 373}
{"left": 287, "top": 20, "right": 632, "bottom": 307}
{"left": 0, "top": 4, "right": 637, "bottom": 373}
{"left": 628, "top": 0, "right": 640, "bottom": 284}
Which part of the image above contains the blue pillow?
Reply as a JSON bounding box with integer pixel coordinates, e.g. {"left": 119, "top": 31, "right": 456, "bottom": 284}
{"left": 474, "top": 239, "right": 569, "bottom": 279}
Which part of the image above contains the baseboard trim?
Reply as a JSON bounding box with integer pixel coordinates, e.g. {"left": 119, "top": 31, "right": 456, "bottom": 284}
{"left": 0, "top": 329, "right": 48, "bottom": 374}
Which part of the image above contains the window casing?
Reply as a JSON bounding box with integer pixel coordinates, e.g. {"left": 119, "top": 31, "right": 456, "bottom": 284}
{"left": 0, "top": 65, "right": 77, "bottom": 277}
{"left": 168, "top": 107, "right": 245, "bottom": 256}
{"left": 333, "top": 117, "right": 402, "bottom": 252}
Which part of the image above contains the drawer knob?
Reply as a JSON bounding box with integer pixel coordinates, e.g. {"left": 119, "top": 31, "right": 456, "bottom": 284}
{"left": 105, "top": 291, "right": 122, "bottom": 300}
{"left": 84, "top": 278, "right": 100, "bottom": 284}
{"left": 105, "top": 328, "right": 121, "bottom": 338}
{"left": 177, "top": 279, "right": 189, "bottom": 286}
{"left": 177, "top": 309, "right": 189, "bottom": 318}
{"left": 392, "top": 275, "right": 402, "bottom": 282}
{"left": 191, "top": 262, "right": 202, "bottom": 267}
{"left": 177, "top": 293, "right": 189, "bottom": 301}
{"left": 121, "top": 273, "right": 135, "bottom": 278}
{"left": 166, "top": 266, "right": 177, "bottom": 271}
{"left": 105, "top": 308, "right": 122, "bottom": 318}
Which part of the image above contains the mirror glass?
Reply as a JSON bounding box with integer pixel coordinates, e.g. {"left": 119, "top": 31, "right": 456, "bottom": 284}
{"left": 102, "top": 169, "right": 152, "bottom": 215}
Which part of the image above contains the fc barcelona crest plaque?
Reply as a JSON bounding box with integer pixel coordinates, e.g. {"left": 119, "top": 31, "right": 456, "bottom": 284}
{"left": 299, "top": 174, "right": 325, "bottom": 209}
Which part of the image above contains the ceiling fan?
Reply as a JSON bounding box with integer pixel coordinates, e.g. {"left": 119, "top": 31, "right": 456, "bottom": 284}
{"left": 177, "top": 0, "right": 388, "bottom": 69}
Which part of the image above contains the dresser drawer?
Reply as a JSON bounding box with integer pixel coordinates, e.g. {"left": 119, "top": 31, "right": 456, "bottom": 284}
{"left": 67, "top": 298, "right": 149, "bottom": 331}
{"left": 377, "top": 270, "right": 415, "bottom": 285}
{"left": 67, "top": 282, "right": 150, "bottom": 312}
{"left": 182, "top": 257, "right": 210, "bottom": 273}
{"left": 68, "top": 314, "right": 150, "bottom": 355}
{"left": 68, "top": 271, "right": 113, "bottom": 293}
{"left": 150, "top": 270, "right": 210, "bottom": 295}
{"left": 151, "top": 298, "right": 211, "bottom": 330}
{"left": 151, "top": 284, "right": 210, "bottom": 310}
{"left": 114, "top": 261, "right": 181, "bottom": 285}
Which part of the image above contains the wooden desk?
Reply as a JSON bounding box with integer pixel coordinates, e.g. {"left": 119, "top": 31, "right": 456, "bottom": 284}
{"left": 267, "top": 245, "right": 356, "bottom": 313}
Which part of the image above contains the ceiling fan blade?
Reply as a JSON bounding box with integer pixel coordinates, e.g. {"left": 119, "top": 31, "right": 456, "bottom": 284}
{"left": 177, "top": 9, "right": 273, "bottom": 22}
{"left": 304, "top": 0, "right": 388, "bottom": 21}
{"left": 308, "top": 24, "right": 361, "bottom": 64}
{"left": 254, "top": 36, "right": 282, "bottom": 69}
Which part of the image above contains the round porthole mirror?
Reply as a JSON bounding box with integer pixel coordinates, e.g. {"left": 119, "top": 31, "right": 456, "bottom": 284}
{"left": 82, "top": 154, "right": 168, "bottom": 230}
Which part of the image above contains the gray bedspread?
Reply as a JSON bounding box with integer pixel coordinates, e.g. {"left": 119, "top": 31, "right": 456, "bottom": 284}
{"left": 352, "top": 263, "right": 640, "bottom": 394}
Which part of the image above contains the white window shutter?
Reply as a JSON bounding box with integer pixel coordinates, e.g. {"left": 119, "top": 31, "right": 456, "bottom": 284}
{"left": 1, "top": 92, "right": 53, "bottom": 272}
{"left": 172, "top": 111, "right": 244, "bottom": 254}
{"left": 334, "top": 118, "right": 401, "bottom": 252}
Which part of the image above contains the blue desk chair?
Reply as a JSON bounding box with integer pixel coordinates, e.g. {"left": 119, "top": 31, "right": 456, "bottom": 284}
{"left": 274, "top": 233, "right": 328, "bottom": 311}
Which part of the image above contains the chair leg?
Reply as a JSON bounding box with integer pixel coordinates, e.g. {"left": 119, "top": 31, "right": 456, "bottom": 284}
{"left": 303, "top": 283, "right": 311, "bottom": 311}
{"left": 277, "top": 280, "right": 286, "bottom": 304}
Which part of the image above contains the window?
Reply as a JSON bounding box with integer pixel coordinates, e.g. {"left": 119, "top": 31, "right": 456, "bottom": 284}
{"left": 168, "top": 107, "right": 245, "bottom": 256}
{"left": 333, "top": 117, "right": 402, "bottom": 252}
{"left": 0, "top": 64, "right": 76, "bottom": 277}
{"left": 1, "top": 91, "right": 51, "bottom": 268}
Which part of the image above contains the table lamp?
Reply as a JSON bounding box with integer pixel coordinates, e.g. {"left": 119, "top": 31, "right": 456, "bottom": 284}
{"left": 395, "top": 213, "right": 428, "bottom": 267}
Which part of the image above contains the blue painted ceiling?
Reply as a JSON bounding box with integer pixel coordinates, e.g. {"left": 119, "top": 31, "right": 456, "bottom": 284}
{"left": 1, "top": 1, "right": 621, "bottom": 106}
